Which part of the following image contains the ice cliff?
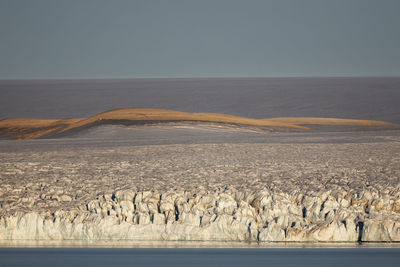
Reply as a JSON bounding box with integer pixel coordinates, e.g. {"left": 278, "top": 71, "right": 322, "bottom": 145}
{"left": 1, "top": 187, "right": 400, "bottom": 242}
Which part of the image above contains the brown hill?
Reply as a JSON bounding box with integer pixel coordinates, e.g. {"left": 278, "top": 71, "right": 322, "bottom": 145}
{"left": 0, "top": 108, "right": 398, "bottom": 139}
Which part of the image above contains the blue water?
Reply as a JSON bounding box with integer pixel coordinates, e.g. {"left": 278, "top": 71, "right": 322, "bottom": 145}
{"left": 1, "top": 77, "right": 400, "bottom": 123}
{"left": 0, "top": 248, "right": 399, "bottom": 267}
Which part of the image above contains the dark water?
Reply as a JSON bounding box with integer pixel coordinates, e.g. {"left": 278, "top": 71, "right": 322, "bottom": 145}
{"left": 0, "top": 248, "right": 399, "bottom": 267}
{"left": 1, "top": 77, "right": 399, "bottom": 123}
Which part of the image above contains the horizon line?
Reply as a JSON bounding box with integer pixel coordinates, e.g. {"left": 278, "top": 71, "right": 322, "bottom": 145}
{"left": 1, "top": 75, "right": 400, "bottom": 81}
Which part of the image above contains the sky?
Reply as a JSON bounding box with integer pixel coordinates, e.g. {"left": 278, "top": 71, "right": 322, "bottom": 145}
{"left": 0, "top": 0, "right": 399, "bottom": 78}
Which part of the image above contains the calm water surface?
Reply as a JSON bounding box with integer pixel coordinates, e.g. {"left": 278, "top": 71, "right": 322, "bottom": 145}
{"left": 1, "top": 248, "right": 400, "bottom": 267}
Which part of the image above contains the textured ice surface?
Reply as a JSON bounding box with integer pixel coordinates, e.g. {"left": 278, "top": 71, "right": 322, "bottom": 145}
{"left": 1, "top": 128, "right": 400, "bottom": 242}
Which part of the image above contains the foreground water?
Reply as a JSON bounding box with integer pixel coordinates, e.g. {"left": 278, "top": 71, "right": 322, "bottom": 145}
{"left": 1, "top": 248, "right": 400, "bottom": 267}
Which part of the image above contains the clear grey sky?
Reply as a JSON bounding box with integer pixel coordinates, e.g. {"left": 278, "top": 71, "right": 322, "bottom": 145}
{"left": 1, "top": 0, "right": 399, "bottom": 78}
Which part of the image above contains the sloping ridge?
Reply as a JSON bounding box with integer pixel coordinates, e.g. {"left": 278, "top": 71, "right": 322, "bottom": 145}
{"left": 0, "top": 108, "right": 398, "bottom": 139}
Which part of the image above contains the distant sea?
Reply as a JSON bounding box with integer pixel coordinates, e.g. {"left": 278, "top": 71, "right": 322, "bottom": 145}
{"left": 1, "top": 77, "right": 399, "bottom": 123}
